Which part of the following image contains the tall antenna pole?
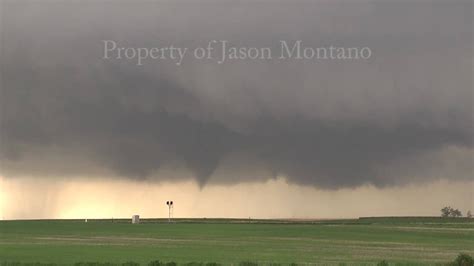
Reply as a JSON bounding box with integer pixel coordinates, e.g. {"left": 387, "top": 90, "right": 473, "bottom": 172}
{"left": 166, "top": 201, "right": 173, "bottom": 223}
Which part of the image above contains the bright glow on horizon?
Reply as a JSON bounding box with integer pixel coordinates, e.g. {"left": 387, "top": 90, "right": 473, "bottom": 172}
{"left": 1, "top": 176, "right": 472, "bottom": 220}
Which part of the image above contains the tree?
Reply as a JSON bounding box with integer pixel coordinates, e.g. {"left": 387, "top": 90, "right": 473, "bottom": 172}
{"left": 467, "top": 210, "right": 472, "bottom": 218}
{"left": 441, "top": 206, "right": 452, "bottom": 217}
{"left": 450, "top": 209, "right": 462, "bottom": 218}
{"left": 441, "top": 206, "right": 463, "bottom": 218}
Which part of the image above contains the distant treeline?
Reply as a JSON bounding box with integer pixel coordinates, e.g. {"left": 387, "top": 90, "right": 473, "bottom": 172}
{"left": 3, "top": 216, "right": 472, "bottom": 225}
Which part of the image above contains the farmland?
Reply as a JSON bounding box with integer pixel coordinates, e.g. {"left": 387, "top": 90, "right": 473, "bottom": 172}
{"left": 0, "top": 217, "right": 473, "bottom": 265}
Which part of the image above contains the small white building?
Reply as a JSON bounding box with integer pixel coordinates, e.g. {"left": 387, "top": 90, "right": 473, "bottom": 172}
{"left": 132, "top": 215, "right": 140, "bottom": 224}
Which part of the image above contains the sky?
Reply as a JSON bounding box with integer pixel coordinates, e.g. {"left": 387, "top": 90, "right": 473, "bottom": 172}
{"left": 0, "top": 0, "right": 472, "bottom": 219}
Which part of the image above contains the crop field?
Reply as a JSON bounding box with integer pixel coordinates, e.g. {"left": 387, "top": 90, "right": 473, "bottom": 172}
{"left": 0, "top": 217, "right": 473, "bottom": 265}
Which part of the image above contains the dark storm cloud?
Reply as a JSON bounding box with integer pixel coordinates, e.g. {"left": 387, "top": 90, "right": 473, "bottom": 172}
{"left": 0, "top": 0, "right": 472, "bottom": 188}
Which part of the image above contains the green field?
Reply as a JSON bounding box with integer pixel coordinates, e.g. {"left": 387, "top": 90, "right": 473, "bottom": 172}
{"left": 0, "top": 218, "right": 473, "bottom": 265}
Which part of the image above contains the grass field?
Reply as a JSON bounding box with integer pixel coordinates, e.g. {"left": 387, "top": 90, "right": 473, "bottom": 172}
{"left": 0, "top": 218, "right": 473, "bottom": 265}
